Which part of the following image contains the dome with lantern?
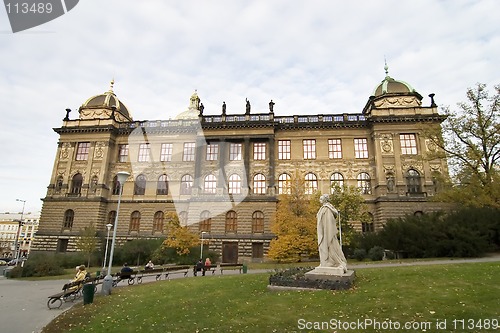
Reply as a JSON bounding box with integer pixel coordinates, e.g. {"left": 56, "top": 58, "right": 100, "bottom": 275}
{"left": 78, "top": 80, "right": 132, "bottom": 121}
{"left": 363, "top": 63, "right": 423, "bottom": 114}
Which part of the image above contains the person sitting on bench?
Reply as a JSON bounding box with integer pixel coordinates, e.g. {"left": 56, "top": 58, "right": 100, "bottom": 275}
{"left": 69, "top": 265, "right": 87, "bottom": 291}
{"left": 194, "top": 259, "right": 204, "bottom": 276}
{"left": 120, "top": 263, "right": 133, "bottom": 278}
{"left": 204, "top": 258, "right": 212, "bottom": 276}
{"left": 145, "top": 260, "right": 154, "bottom": 270}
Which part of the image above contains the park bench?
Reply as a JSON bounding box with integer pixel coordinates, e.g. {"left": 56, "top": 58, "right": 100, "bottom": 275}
{"left": 112, "top": 270, "right": 138, "bottom": 286}
{"left": 193, "top": 264, "right": 217, "bottom": 276}
{"left": 219, "top": 263, "right": 244, "bottom": 274}
{"left": 136, "top": 267, "right": 164, "bottom": 284}
{"left": 47, "top": 279, "right": 85, "bottom": 309}
{"left": 163, "top": 265, "right": 190, "bottom": 279}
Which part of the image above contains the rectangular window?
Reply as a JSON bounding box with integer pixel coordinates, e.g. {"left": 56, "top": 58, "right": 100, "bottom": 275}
{"left": 278, "top": 140, "right": 291, "bottom": 160}
{"left": 206, "top": 143, "right": 219, "bottom": 161}
{"left": 118, "top": 144, "right": 129, "bottom": 162}
{"left": 138, "top": 143, "right": 151, "bottom": 162}
{"left": 253, "top": 142, "right": 266, "bottom": 160}
{"left": 75, "top": 142, "right": 90, "bottom": 161}
{"left": 183, "top": 142, "right": 196, "bottom": 162}
{"left": 160, "top": 143, "right": 173, "bottom": 162}
{"left": 354, "top": 138, "right": 368, "bottom": 159}
{"left": 252, "top": 243, "right": 264, "bottom": 258}
{"left": 328, "top": 139, "right": 342, "bottom": 159}
{"left": 229, "top": 143, "right": 242, "bottom": 161}
{"left": 303, "top": 139, "right": 316, "bottom": 159}
{"left": 400, "top": 134, "right": 418, "bottom": 155}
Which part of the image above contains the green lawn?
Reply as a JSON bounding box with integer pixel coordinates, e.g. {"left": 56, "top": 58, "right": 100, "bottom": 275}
{"left": 42, "top": 262, "right": 500, "bottom": 333}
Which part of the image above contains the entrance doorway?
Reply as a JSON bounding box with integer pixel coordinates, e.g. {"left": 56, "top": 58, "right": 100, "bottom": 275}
{"left": 222, "top": 242, "right": 238, "bottom": 263}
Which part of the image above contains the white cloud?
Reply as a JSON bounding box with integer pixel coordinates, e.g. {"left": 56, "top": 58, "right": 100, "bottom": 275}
{"left": 0, "top": 0, "right": 498, "bottom": 213}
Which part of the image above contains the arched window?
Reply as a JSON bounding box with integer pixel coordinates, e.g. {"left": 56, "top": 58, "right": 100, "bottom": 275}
{"left": 134, "top": 174, "right": 146, "bottom": 195}
{"left": 330, "top": 173, "right": 344, "bottom": 193}
{"left": 406, "top": 169, "right": 422, "bottom": 193}
{"left": 157, "top": 174, "right": 169, "bottom": 195}
{"left": 55, "top": 176, "right": 63, "bottom": 192}
{"left": 129, "top": 211, "right": 141, "bottom": 232}
{"left": 63, "top": 209, "right": 74, "bottom": 229}
{"left": 225, "top": 210, "right": 237, "bottom": 232}
{"left": 228, "top": 174, "right": 241, "bottom": 194}
{"left": 357, "top": 172, "right": 372, "bottom": 194}
{"left": 305, "top": 173, "right": 318, "bottom": 194}
{"left": 200, "top": 210, "right": 211, "bottom": 232}
{"left": 253, "top": 174, "right": 266, "bottom": 195}
{"left": 204, "top": 175, "right": 217, "bottom": 194}
{"left": 252, "top": 211, "right": 264, "bottom": 233}
{"left": 152, "top": 211, "right": 164, "bottom": 233}
{"left": 107, "top": 211, "right": 116, "bottom": 230}
{"left": 180, "top": 174, "right": 193, "bottom": 195}
{"left": 70, "top": 173, "right": 83, "bottom": 195}
{"left": 278, "top": 173, "right": 291, "bottom": 194}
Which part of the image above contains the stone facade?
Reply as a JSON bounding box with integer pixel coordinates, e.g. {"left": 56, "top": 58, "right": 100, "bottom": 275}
{"left": 33, "top": 71, "right": 450, "bottom": 262}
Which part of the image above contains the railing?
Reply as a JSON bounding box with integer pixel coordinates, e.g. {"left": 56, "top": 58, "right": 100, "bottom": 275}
{"left": 118, "top": 114, "right": 367, "bottom": 129}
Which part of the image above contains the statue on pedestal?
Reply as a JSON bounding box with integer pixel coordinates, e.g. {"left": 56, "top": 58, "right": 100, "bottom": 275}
{"left": 316, "top": 194, "right": 347, "bottom": 272}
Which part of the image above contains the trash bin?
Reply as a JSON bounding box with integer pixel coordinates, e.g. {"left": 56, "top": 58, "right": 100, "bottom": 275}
{"left": 242, "top": 264, "right": 248, "bottom": 274}
{"left": 83, "top": 283, "right": 95, "bottom": 305}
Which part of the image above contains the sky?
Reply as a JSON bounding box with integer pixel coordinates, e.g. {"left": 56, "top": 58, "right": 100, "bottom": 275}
{"left": 0, "top": 0, "right": 498, "bottom": 216}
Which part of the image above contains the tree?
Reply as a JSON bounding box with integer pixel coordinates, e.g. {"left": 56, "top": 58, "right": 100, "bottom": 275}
{"left": 329, "top": 184, "right": 371, "bottom": 245}
{"left": 268, "top": 173, "right": 320, "bottom": 262}
{"left": 75, "top": 224, "right": 98, "bottom": 267}
{"left": 268, "top": 173, "right": 370, "bottom": 262}
{"left": 425, "top": 83, "right": 500, "bottom": 208}
{"left": 162, "top": 212, "right": 199, "bottom": 256}
{"left": 115, "top": 239, "right": 164, "bottom": 266}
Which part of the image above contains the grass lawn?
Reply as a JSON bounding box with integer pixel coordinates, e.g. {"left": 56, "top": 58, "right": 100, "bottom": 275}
{"left": 42, "top": 262, "right": 499, "bottom": 333}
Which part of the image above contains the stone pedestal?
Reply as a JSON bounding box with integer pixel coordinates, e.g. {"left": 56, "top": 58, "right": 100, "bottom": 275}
{"left": 304, "top": 267, "right": 356, "bottom": 290}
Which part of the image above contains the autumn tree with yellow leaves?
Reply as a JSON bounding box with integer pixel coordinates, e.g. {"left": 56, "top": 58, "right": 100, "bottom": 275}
{"left": 162, "top": 212, "right": 199, "bottom": 256}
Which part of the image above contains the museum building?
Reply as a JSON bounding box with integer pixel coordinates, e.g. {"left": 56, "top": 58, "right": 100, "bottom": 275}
{"left": 32, "top": 68, "right": 449, "bottom": 262}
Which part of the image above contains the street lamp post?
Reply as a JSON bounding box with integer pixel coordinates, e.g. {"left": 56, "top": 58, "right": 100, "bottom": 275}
{"left": 101, "top": 171, "right": 130, "bottom": 295}
{"left": 14, "top": 199, "right": 26, "bottom": 263}
{"left": 102, "top": 223, "right": 113, "bottom": 274}
{"left": 200, "top": 231, "right": 208, "bottom": 260}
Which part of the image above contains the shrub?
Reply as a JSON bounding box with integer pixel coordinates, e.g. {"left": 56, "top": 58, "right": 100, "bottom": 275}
{"left": 10, "top": 253, "right": 64, "bottom": 277}
{"left": 368, "top": 246, "right": 384, "bottom": 261}
{"left": 353, "top": 248, "right": 367, "bottom": 261}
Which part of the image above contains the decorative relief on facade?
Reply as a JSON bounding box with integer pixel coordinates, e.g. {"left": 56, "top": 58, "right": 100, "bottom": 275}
{"left": 70, "top": 168, "right": 86, "bottom": 179}
{"left": 374, "top": 96, "right": 421, "bottom": 108}
{"left": 425, "top": 139, "right": 438, "bottom": 152}
{"left": 380, "top": 134, "right": 394, "bottom": 154}
{"left": 402, "top": 162, "right": 424, "bottom": 175}
{"left": 429, "top": 164, "right": 442, "bottom": 173}
{"left": 94, "top": 142, "right": 106, "bottom": 160}
{"left": 60, "top": 142, "right": 72, "bottom": 160}
{"left": 383, "top": 165, "right": 395, "bottom": 173}
{"left": 79, "top": 109, "right": 112, "bottom": 120}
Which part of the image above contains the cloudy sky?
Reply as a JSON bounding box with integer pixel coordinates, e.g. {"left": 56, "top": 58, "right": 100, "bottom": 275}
{"left": 0, "top": 0, "right": 498, "bottom": 216}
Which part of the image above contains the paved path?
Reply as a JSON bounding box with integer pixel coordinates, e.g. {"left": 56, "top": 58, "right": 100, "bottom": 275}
{"left": 1, "top": 255, "right": 499, "bottom": 333}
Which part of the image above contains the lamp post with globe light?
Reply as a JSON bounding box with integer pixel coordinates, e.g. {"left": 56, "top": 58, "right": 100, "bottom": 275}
{"left": 200, "top": 231, "right": 208, "bottom": 260}
{"left": 101, "top": 171, "right": 130, "bottom": 295}
{"left": 102, "top": 223, "right": 113, "bottom": 275}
